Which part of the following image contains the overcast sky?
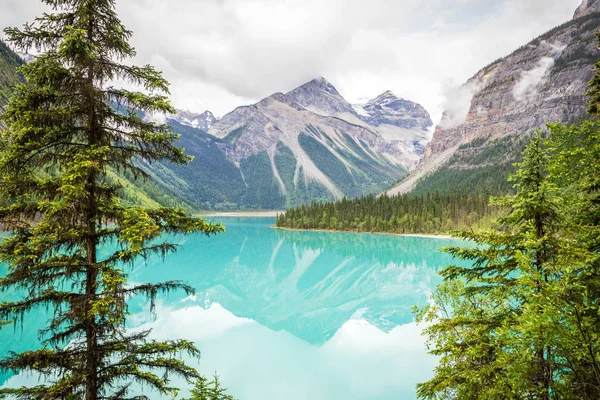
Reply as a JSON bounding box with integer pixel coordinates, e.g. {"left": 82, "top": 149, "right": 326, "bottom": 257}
{"left": 0, "top": 0, "right": 583, "bottom": 124}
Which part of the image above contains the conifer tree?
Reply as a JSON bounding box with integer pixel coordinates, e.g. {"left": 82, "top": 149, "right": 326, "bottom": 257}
{"left": 544, "top": 121, "right": 600, "bottom": 398}
{"left": 0, "top": 0, "right": 223, "bottom": 398}
{"left": 415, "top": 134, "right": 562, "bottom": 398}
{"left": 185, "top": 374, "right": 235, "bottom": 400}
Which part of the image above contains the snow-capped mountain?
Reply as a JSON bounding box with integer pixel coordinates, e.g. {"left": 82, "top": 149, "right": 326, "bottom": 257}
{"left": 180, "top": 77, "right": 433, "bottom": 209}
{"left": 170, "top": 109, "right": 217, "bottom": 132}
{"left": 353, "top": 90, "right": 432, "bottom": 131}
{"left": 141, "top": 77, "right": 432, "bottom": 210}
{"left": 207, "top": 89, "right": 407, "bottom": 204}
{"left": 286, "top": 77, "right": 432, "bottom": 136}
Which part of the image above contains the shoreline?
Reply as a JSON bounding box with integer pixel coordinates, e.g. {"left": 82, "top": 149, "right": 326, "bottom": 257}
{"left": 198, "top": 211, "right": 284, "bottom": 218}
{"left": 272, "top": 226, "right": 453, "bottom": 239}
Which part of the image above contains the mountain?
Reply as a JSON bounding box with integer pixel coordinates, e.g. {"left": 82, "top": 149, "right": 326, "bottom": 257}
{"left": 574, "top": 0, "right": 600, "bottom": 18}
{"left": 196, "top": 77, "right": 431, "bottom": 209}
{"left": 1, "top": 38, "right": 432, "bottom": 211}
{"left": 170, "top": 109, "right": 217, "bottom": 132}
{"left": 286, "top": 76, "right": 358, "bottom": 117}
{"left": 286, "top": 77, "right": 433, "bottom": 133}
{"left": 387, "top": 6, "right": 600, "bottom": 197}
{"left": 353, "top": 90, "right": 432, "bottom": 130}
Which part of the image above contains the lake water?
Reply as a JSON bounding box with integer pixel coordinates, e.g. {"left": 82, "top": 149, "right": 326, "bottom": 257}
{"left": 1, "top": 217, "right": 470, "bottom": 399}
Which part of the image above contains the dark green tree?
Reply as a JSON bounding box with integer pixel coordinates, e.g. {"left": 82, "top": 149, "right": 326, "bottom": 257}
{"left": 545, "top": 121, "right": 600, "bottom": 397}
{"left": 0, "top": 0, "right": 223, "bottom": 399}
{"left": 185, "top": 374, "right": 235, "bottom": 400}
{"left": 415, "top": 24, "right": 600, "bottom": 400}
{"left": 415, "top": 134, "right": 563, "bottom": 399}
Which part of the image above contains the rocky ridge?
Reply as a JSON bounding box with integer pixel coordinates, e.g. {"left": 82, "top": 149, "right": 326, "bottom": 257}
{"left": 574, "top": 0, "right": 600, "bottom": 19}
{"left": 353, "top": 90, "right": 433, "bottom": 130}
{"left": 387, "top": 5, "right": 600, "bottom": 196}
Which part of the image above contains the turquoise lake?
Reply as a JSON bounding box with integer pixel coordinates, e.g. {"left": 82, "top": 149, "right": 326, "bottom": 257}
{"left": 0, "top": 217, "right": 470, "bottom": 399}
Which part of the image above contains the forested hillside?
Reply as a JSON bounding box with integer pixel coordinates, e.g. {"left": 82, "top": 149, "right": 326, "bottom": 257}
{"left": 0, "top": 42, "right": 195, "bottom": 210}
{"left": 276, "top": 192, "right": 500, "bottom": 235}
{"left": 0, "top": 39, "right": 23, "bottom": 110}
{"left": 409, "top": 133, "right": 532, "bottom": 196}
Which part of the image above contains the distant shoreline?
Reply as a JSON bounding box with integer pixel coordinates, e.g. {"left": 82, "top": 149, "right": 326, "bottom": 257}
{"left": 272, "top": 226, "right": 453, "bottom": 239}
{"left": 198, "top": 211, "right": 284, "bottom": 218}
{"left": 196, "top": 214, "right": 455, "bottom": 239}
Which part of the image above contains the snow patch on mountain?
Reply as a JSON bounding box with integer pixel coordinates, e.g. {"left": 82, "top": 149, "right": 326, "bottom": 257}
{"left": 171, "top": 109, "right": 218, "bottom": 132}
{"left": 205, "top": 77, "right": 433, "bottom": 202}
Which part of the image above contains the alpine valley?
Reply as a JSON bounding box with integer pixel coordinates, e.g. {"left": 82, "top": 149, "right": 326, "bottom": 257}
{"left": 1, "top": 0, "right": 599, "bottom": 211}
{"left": 141, "top": 77, "right": 432, "bottom": 210}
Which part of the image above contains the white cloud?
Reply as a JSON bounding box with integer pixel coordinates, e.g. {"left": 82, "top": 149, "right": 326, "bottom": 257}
{"left": 0, "top": 0, "right": 582, "bottom": 123}
{"left": 512, "top": 57, "right": 556, "bottom": 102}
{"left": 2, "top": 302, "right": 437, "bottom": 399}
{"left": 512, "top": 41, "right": 568, "bottom": 102}
{"left": 438, "top": 80, "right": 480, "bottom": 129}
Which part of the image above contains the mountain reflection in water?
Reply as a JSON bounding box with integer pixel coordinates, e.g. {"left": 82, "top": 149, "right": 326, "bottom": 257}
{"left": 1, "top": 217, "right": 472, "bottom": 399}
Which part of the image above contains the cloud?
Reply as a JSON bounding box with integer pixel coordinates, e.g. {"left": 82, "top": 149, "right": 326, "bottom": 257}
{"left": 512, "top": 41, "right": 567, "bottom": 102}
{"left": 2, "top": 302, "right": 437, "bottom": 399}
{"left": 0, "top": 0, "right": 582, "bottom": 122}
{"left": 438, "top": 80, "right": 480, "bottom": 129}
{"left": 144, "top": 111, "right": 168, "bottom": 124}
{"left": 512, "top": 57, "right": 556, "bottom": 102}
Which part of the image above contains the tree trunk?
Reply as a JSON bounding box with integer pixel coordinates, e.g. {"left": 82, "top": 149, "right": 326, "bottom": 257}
{"left": 85, "top": 13, "right": 99, "bottom": 400}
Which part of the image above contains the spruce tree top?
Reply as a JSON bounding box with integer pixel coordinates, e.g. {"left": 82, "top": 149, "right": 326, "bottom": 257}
{"left": 0, "top": 0, "right": 223, "bottom": 398}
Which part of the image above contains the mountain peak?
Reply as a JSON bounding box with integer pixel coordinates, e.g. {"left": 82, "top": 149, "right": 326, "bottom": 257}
{"left": 353, "top": 91, "right": 432, "bottom": 130}
{"left": 369, "top": 90, "right": 403, "bottom": 105}
{"left": 171, "top": 109, "right": 217, "bottom": 132}
{"left": 574, "top": 0, "right": 600, "bottom": 19}
{"left": 286, "top": 76, "right": 355, "bottom": 116}
{"left": 300, "top": 76, "right": 341, "bottom": 96}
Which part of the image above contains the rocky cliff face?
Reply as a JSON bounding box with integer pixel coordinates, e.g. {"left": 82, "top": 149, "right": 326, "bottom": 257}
{"left": 574, "top": 0, "right": 600, "bottom": 19}
{"left": 426, "top": 15, "right": 599, "bottom": 158}
{"left": 388, "top": 10, "right": 600, "bottom": 196}
{"left": 286, "top": 76, "right": 358, "bottom": 117}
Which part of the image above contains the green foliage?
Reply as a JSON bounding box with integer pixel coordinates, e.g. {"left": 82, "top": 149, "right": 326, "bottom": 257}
{"left": 223, "top": 124, "right": 247, "bottom": 144}
{"left": 415, "top": 125, "right": 600, "bottom": 399}
{"left": 411, "top": 165, "right": 517, "bottom": 197}
{"left": 410, "top": 134, "right": 533, "bottom": 197}
{"left": 457, "top": 137, "right": 488, "bottom": 150}
{"left": 240, "top": 150, "right": 285, "bottom": 209}
{"left": 278, "top": 135, "right": 523, "bottom": 235}
{"left": 416, "top": 28, "right": 600, "bottom": 399}
{"left": 159, "top": 120, "right": 247, "bottom": 210}
{"left": 184, "top": 374, "right": 235, "bottom": 400}
{"left": 299, "top": 133, "right": 356, "bottom": 196}
{"left": 0, "top": 39, "right": 23, "bottom": 111}
{"left": 0, "top": 1, "right": 224, "bottom": 399}
{"left": 588, "top": 29, "right": 600, "bottom": 116}
{"left": 274, "top": 142, "right": 336, "bottom": 208}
